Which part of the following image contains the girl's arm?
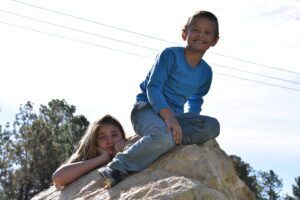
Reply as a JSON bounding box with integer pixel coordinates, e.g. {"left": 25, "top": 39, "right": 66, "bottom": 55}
{"left": 52, "top": 151, "right": 110, "bottom": 187}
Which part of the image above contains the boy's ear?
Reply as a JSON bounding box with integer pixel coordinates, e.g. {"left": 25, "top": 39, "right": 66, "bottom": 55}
{"left": 181, "top": 30, "right": 187, "bottom": 41}
{"left": 211, "top": 36, "right": 219, "bottom": 47}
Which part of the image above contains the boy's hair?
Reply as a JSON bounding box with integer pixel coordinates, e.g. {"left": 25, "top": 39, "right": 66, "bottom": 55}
{"left": 183, "top": 11, "right": 219, "bottom": 37}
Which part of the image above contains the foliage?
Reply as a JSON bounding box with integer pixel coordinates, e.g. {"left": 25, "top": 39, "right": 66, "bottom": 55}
{"left": 282, "top": 176, "right": 300, "bottom": 200}
{"left": 283, "top": 194, "right": 296, "bottom": 200}
{"left": 0, "top": 99, "right": 89, "bottom": 200}
{"left": 258, "top": 170, "right": 283, "bottom": 200}
{"left": 230, "top": 155, "right": 286, "bottom": 200}
{"left": 0, "top": 123, "right": 14, "bottom": 199}
{"left": 293, "top": 176, "right": 300, "bottom": 198}
{"left": 230, "top": 155, "right": 263, "bottom": 199}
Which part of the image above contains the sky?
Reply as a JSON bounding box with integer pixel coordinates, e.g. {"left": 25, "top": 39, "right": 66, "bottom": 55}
{"left": 1, "top": 0, "right": 300, "bottom": 196}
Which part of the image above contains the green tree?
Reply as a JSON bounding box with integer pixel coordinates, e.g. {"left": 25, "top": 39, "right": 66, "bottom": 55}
{"left": 0, "top": 123, "right": 15, "bottom": 199}
{"left": 2, "top": 99, "right": 89, "bottom": 200}
{"left": 38, "top": 99, "right": 89, "bottom": 162}
{"left": 230, "top": 155, "right": 263, "bottom": 199}
{"left": 292, "top": 176, "right": 300, "bottom": 199}
{"left": 283, "top": 194, "right": 296, "bottom": 200}
{"left": 282, "top": 176, "right": 300, "bottom": 200}
{"left": 259, "top": 170, "right": 283, "bottom": 200}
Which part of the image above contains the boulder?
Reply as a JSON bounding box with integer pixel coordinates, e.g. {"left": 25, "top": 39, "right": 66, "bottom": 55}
{"left": 32, "top": 140, "right": 255, "bottom": 200}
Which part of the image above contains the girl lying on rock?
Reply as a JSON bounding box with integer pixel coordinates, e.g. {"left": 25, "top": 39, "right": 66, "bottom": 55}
{"left": 52, "top": 114, "right": 140, "bottom": 187}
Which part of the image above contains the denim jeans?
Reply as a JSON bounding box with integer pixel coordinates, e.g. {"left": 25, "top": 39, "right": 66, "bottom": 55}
{"left": 108, "top": 103, "right": 220, "bottom": 174}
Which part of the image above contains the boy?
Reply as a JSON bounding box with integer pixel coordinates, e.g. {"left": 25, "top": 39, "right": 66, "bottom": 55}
{"left": 98, "top": 10, "right": 220, "bottom": 188}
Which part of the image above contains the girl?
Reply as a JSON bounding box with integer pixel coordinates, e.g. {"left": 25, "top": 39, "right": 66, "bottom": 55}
{"left": 52, "top": 114, "right": 139, "bottom": 187}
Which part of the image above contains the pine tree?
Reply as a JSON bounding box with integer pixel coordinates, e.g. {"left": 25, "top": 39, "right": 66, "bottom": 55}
{"left": 0, "top": 123, "right": 15, "bottom": 199}
{"left": 292, "top": 176, "right": 300, "bottom": 199}
{"left": 230, "top": 155, "right": 263, "bottom": 199}
{"left": 2, "top": 99, "right": 89, "bottom": 200}
{"left": 259, "top": 170, "right": 283, "bottom": 200}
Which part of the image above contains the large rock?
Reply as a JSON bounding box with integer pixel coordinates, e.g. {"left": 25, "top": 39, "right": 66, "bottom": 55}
{"left": 32, "top": 140, "right": 255, "bottom": 200}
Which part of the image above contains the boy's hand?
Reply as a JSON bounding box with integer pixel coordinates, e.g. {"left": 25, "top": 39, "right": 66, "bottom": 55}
{"left": 165, "top": 116, "right": 182, "bottom": 144}
{"left": 159, "top": 108, "right": 182, "bottom": 144}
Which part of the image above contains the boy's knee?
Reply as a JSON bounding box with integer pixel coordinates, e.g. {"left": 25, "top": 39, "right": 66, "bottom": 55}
{"left": 208, "top": 117, "right": 220, "bottom": 138}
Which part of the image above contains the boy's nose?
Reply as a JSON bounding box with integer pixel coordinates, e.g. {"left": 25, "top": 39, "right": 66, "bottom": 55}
{"left": 197, "top": 31, "right": 205, "bottom": 37}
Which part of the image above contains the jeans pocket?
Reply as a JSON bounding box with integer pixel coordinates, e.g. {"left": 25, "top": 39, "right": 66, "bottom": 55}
{"left": 135, "top": 101, "right": 149, "bottom": 110}
{"left": 131, "top": 102, "right": 150, "bottom": 117}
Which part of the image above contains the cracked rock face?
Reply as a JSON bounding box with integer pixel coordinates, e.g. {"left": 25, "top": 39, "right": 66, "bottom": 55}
{"left": 32, "top": 140, "right": 255, "bottom": 200}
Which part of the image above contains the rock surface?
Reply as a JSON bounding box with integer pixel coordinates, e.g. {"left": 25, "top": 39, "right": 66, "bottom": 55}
{"left": 32, "top": 140, "right": 255, "bottom": 200}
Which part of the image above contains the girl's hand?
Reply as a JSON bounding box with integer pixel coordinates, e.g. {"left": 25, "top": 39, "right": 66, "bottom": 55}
{"left": 96, "top": 147, "right": 110, "bottom": 160}
{"left": 114, "top": 139, "right": 126, "bottom": 154}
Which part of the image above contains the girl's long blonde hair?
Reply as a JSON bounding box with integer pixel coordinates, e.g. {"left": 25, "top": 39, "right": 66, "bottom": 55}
{"left": 67, "top": 114, "right": 125, "bottom": 163}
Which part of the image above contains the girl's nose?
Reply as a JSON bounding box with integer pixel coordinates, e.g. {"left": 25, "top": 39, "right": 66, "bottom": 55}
{"left": 106, "top": 136, "right": 113, "bottom": 144}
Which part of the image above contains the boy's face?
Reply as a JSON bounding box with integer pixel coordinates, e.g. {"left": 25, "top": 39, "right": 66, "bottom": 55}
{"left": 182, "top": 18, "right": 219, "bottom": 53}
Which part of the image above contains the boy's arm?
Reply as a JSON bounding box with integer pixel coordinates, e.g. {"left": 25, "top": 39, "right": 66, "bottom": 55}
{"left": 146, "top": 49, "right": 182, "bottom": 144}
{"left": 146, "top": 49, "right": 173, "bottom": 113}
{"left": 187, "top": 74, "right": 212, "bottom": 114}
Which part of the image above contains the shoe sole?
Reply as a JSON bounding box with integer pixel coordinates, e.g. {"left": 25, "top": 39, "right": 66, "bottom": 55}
{"left": 98, "top": 169, "right": 115, "bottom": 189}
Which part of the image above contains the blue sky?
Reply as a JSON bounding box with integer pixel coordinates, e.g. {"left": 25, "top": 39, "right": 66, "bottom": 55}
{"left": 1, "top": 0, "right": 299, "bottom": 196}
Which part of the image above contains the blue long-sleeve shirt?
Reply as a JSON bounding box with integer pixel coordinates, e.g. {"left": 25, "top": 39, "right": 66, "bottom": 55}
{"left": 136, "top": 47, "right": 212, "bottom": 115}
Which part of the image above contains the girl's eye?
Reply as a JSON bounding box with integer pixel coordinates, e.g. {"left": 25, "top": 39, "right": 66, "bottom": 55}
{"left": 97, "top": 135, "right": 106, "bottom": 140}
{"left": 112, "top": 133, "right": 120, "bottom": 137}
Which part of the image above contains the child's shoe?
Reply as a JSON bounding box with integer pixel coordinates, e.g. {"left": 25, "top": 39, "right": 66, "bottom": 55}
{"left": 98, "top": 166, "right": 126, "bottom": 188}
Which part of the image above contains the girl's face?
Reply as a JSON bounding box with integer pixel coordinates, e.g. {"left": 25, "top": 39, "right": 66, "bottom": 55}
{"left": 96, "top": 124, "right": 123, "bottom": 155}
